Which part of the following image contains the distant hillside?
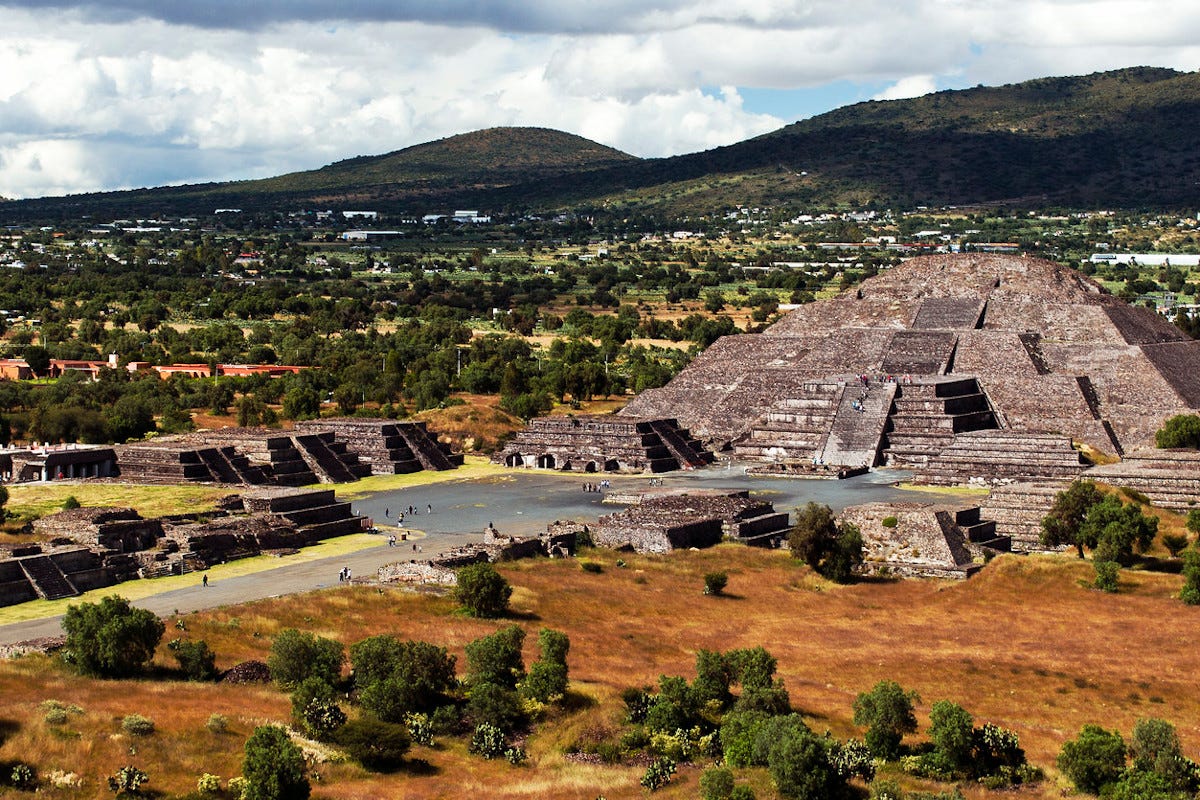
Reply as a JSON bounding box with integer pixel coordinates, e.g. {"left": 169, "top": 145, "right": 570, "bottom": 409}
{"left": 5, "top": 67, "right": 1200, "bottom": 219}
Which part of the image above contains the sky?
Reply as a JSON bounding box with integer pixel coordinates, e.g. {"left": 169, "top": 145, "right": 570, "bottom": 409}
{"left": 1, "top": 1, "right": 1199, "bottom": 199}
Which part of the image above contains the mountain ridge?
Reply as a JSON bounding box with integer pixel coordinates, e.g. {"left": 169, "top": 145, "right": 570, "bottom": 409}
{"left": 4, "top": 66, "right": 1199, "bottom": 218}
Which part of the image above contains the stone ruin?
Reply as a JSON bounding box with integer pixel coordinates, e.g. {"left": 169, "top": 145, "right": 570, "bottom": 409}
{"left": 112, "top": 418, "right": 461, "bottom": 487}
{"left": 377, "top": 522, "right": 580, "bottom": 586}
{"left": 0, "top": 487, "right": 366, "bottom": 606}
{"left": 592, "top": 489, "right": 792, "bottom": 553}
{"left": 840, "top": 501, "right": 1012, "bottom": 580}
{"left": 0, "top": 445, "right": 116, "bottom": 483}
{"left": 623, "top": 253, "right": 1200, "bottom": 484}
{"left": 493, "top": 415, "right": 714, "bottom": 473}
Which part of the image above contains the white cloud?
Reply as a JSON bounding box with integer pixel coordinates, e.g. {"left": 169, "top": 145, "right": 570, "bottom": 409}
{"left": 873, "top": 75, "right": 938, "bottom": 102}
{"left": 0, "top": 2, "right": 1198, "bottom": 198}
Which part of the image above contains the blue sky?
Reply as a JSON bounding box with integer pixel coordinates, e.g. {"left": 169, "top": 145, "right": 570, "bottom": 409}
{"left": 0, "top": 1, "right": 1198, "bottom": 199}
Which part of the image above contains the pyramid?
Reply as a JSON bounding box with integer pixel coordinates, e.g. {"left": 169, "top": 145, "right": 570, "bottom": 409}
{"left": 622, "top": 254, "right": 1200, "bottom": 469}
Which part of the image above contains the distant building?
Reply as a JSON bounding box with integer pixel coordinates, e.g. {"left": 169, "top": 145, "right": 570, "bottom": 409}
{"left": 341, "top": 230, "right": 403, "bottom": 241}
{"left": 1089, "top": 253, "right": 1200, "bottom": 267}
{"left": 342, "top": 211, "right": 378, "bottom": 220}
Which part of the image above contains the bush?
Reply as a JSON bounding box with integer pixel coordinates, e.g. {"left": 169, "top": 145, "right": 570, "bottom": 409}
{"left": 1094, "top": 560, "right": 1120, "bottom": 593}
{"left": 700, "top": 766, "right": 735, "bottom": 800}
{"left": 1162, "top": 533, "right": 1189, "bottom": 558}
{"left": 853, "top": 680, "right": 920, "bottom": 759}
{"left": 467, "top": 682, "right": 526, "bottom": 732}
{"left": 333, "top": 717, "right": 411, "bottom": 771}
{"left": 1181, "top": 550, "right": 1200, "bottom": 605}
{"left": 63, "top": 595, "right": 165, "bottom": 679}
{"left": 767, "top": 727, "right": 838, "bottom": 800}
{"left": 242, "top": 725, "right": 309, "bottom": 800}
{"left": 291, "top": 677, "right": 346, "bottom": 740}
{"left": 121, "top": 714, "right": 155, "bottom": 736}
{"left": 205, "top": 714, "right": 228, "bottom": 734}
{"left": 704, "top": 571, "right": 728, "bottom": 595}
{"left": 404, "top": 712, "right": 435, "bottom": 746}
{"left": 168, "top": 638, "right": 218, "bottom": 681}
{"left": 1188, "top": 509, "right": 1200, "bottom": 535}
{"left": 466, "top": 625, "right": 526, "bottom": 689}
{"left": 455, "top": 561, "right": 512, "bottom": 618}
{"left": 1156, "top": 414, "right": 1200, "bottom": 449}
{"left": 62, "top": 495, "right": 81, "bottom": 510}
{"left": 1057, "top": 724, "right": 1126, "bottom": 795}
{"left": 10, "top": 763, "right": 36, "bottom": 790}
{"left": 355, "top": 638, "right": 458, "bottom": 722}
{"left": 470, "top": 722, "right": 507, "bottom": 759}
{"left": 267, "top": 629, "right": 344, "bottom": 690}
{"left": 788, "top": 502, "right": 862, "bottom": 583}
{"left": 196, "top": 773, "right": 222, "bottom": 794}
{"left": 522, "top": 628, "right": 570, "bottom": 702}
{"left": 928, "top": 700, "right": 974, "bottom": 773}
{"left": 870, "top": 779, "right": 904, "bottom": 800}
{"left": 504, "top": 746, "right": 527, "bottom": 765}
{"left": 640, "top": 756, "right": 676, "bottom": 791}
{"left": 881, "top": 516, "right": 898, "bottom": 528}
{"left": 580, "top": 561, "right": 603, "bottom": 574}
{"left": 107, "top": 765, "right": 148, "bottom": 796}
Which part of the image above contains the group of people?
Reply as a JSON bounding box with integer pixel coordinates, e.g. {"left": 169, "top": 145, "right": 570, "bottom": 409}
{"left": 338, "top": 566, "right": 352, "bottom": 582}
{"left": 384, "top": 503, "right": 433, "bottom": 526}
{"left": 581, "top": 480, "right": 609, "bottom": 493}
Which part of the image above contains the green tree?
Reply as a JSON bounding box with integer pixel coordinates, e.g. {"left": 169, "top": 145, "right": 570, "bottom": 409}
{"left": 352, "top": 637, "right": 457, "bottom": 721}
{"left": 1180, "top": 549, "right": 1200, "bottom": 605}
{"left": 1041, "top": 480, "right": 1103, "bottom": 557}
{"left": 1129, "top": 718, "right": 1197, "bottom": 790}
{"left": 1156, "top": 414, "right": 1200, "bottom": 449}
{"left": 290, "top": 677, "right": 345, "bottom": 740}
{"left": 167, "top": 638, "right": 218, "bottom": 681}
{"left": 767, "top": 726, "right": 839, "bottom": 800}
{"left": 521, "top": 628, "right": 570, "bottom": 703}
{"left": 1057, "top": 724, "right": 1126, "bottom": 795}
{"left": 1083, "top": 494, "right": 1157, "bottom": 566}
{"left": 852, "top": 680, "right": 920, "bottom": 759}
{"left": 63, "top": 595, "right": 164, "bottom": 678}
{"left": 788, "top": 502, "right": 863, "bottom": 583}
{"left": 928, "top": 699, "right": 975, "bottom": 773}
{"left": 454, "top": 561, "right": 512, "bottom": 618}
{"left": 242, "top": 725, "right": 310, "bottom": 800}
{"left": 465, "top": 624, "right": 525, "bottom": 689}
{"left": 267, "top": 629, "right": 344, "bottom": 690}
{"left": 1187, "top": 508, "right": 1200, "bottom": 536}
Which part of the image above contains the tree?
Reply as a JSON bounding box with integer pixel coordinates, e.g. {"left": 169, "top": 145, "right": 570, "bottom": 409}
{"left": 23, "top": 345, "right": 50, "bottom": 377}
{"left": 768, "top": 726, "right": 839, "bottom": 800}
{"left": 522, "top": 628, "right": 570, "bottom": 703}
{"left": 352, "top": 637, "right": 457, "bottom": 721}
{"left": 1187, "top": 508, "right": 1200, "bottom": 536}
{"left": 63, "top": 595, "right": 164, "bottom": 678}
{"left": 1129, "top": 717, "right": 1197, "bottom": 791}
{"left": 242, "top": 725, "right": 310, "bottom": 800}
{"left": 928, "top": 700, "right": 975, "bottom": 773}
{"left": 167, "top": 638, "right": 218, "bottom": 681}
{"left": 788, "top": 502, "right": 863, "bottom": 583}
{"left": 267, "top": 629, "right": 344, "bottom": 690}
{"left": 1180, "top": 549, "right": 1200, "bottom": 605}
{"left": 1057, "top": 724, "right": 1126, "bottom": 795}
{"left": 852, "top": 680, "right": 919, "bottom": 759}
{"left": 1156, "top": 414, "right": 1200, "bottom": 449}
{"left": 454, "top": 561, "right": 512, "bottom": 618}
{"left": 1041, "top": 481, "right": 1103, "bottom": 557}
{"left": 1083, "top": 494, "right": 1157, "bottom": 566}
{"left": 465, "top": 624, "right": 525, "bottom": 689}
{"left": 290, "top": 677, "right": 345, "bottom": 740}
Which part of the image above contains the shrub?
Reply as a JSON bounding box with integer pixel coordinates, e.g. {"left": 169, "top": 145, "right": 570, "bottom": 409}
{"left": 121, "top": 714, "right": 155, "bottom": 736}
{"left": 197, "top": 773, "right": 222, "bottom": 794}
{"left": 870, "top": 779, "right": 904, "bottom": 800}
{"left": 1188, "top": 509, "right": 1200, "bottom": 535}
{"left": 504, "top": 746, "right": 527, "bottom": 765}
{"left": 853, "top": 680, "right": 920, "bottom": 759}
{"left": 580, "top": 561, "right": 603, "bottom": 574}
{"left": 730, "top": 788, "right": 756, "bottom": 800}
{"left": 466, "top": 625, "right": 526, "bottom": 689}
{"left": 767, "top": 727, "right": 838, "bottom": 800}
{"left": 455, "top": 561, "right": 512, "bottom": 617}
{"left": 404, "top": 712, "right": 435, "bottom": 746}
{"left": 470, "top": 722, "right": 507, "bottom": 759}
{"left": 63, "top": 595, "right": 165, "bottom": 678}
{"left": 700, "top": 766, "right": 736, "bottom": 800}
{"left": 333, "top": 717, "right": 411, "bottom": 771}
{"left": 467, "top": 682, "right": 526, "bottom": 732}
{"left": 1057, "top": 724, "right": 1126, "bottom": 795}
{"left": 1162, "top": 533, "right": 1189, "bottom": 558}
{"left": 168, "top": 638, "right": 218, "bottom": 681}
{"left": 1156, "top": 414, "right": 1200, "bottom": 449}
{"left": 10, "top": 763, "right": 36, "bottom": 789}
{"left": 62, "top": 495, "right": 81, "bottom": 510}
{"left": 704, "top": 571, "right": 728, "bottom": 595}
{"left": 267, "top": 629, "right": 344, "bottom": 690}
{"left": 830, "top": 738, "right": 876, "bottom": 782}
{"left": 881, "top": 516, "right": 898, "bottom": 528}
{"left": 640, "top": 756, "right": 676, "bottom": 791}
{"left": 107, "top": 765, "right": 149, "bottom": 796}
{"left": 1094, "top": 560, "right": 1120, "bottom": 593}
{"left": 242, "top": 725, "right": 309, "bottom": 800}
{"left": 291, "top": 678, "right": 346, "bottom": 740}
{"left": 1181, "top": 550, "right": 1200, "bottom": 605}
{"left": 522, "top": 628, "right": 570, "bottom": 702}
{"left": 928, "top": 700, "right": 974, "bottom": 773}
{"left": 205, "top": 714, "right": 228, "bottom": 734}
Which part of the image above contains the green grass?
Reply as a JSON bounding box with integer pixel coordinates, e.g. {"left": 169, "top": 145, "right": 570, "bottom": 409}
{"left": 6, "top": 483, "right": 236, "bottom": 521}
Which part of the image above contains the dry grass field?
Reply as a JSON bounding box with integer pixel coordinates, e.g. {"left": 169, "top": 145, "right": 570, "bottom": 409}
{"left": 0, "top": 545, "right": 1196, "bottom": 799}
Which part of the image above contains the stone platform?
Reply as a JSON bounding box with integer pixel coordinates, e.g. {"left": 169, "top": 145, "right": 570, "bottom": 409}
{"left": 494, "top": 415, "right": 713, "bottom": 474}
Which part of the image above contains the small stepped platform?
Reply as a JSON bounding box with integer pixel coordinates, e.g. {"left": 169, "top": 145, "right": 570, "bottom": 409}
{"left": 1088, "top": 450, "right": 1200, "bottom": 512}
{"left": 734, "top": 382, "right": 842, "bottom": 463}
{"left": 495, "top": 415, "right": 712, "bottom": 474}
{"left": 842, "top": 501, "right": 1005, "bottom": 580}
{"left": 295, "top": 419, "right": 462, "bottom": 474}
{"left": 979, "top": 481, "right": 1066, "bottom": 552}
{"left": 913, "top": 431, "right": 1086, "bottom": 486}
{"left": 19, "top": 554, "right": 80, "bottom": 600}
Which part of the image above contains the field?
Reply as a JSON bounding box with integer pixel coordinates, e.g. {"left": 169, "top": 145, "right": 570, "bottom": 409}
{"left": 0, "top": 544, "right": 1195, "bottom": 799}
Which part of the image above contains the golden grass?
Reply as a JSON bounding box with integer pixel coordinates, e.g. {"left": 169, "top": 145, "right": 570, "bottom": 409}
{"left": 2, "top": 545, "right": 1198, "bottom": 798}
{"left": 332, "top": 456, "right": 505, "bottom": 500}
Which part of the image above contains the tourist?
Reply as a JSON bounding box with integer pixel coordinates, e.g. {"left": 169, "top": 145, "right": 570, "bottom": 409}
{"left": 427, "top": 504, "right": 432, "bottom": 514}
{"left": 202, "top": 573, "right": 208, "bottom": 587}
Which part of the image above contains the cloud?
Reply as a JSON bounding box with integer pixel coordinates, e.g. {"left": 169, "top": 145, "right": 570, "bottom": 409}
{"left": 873, "top": 75, "right": 938, "bottom": 102}
{"left": 0, "top": 2, "right": 1199, "bottom": 198}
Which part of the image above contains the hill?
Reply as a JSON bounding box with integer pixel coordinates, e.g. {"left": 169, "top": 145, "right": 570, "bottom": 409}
{"left": 5, "top": 67, "right": 1200, "bottom": 218}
